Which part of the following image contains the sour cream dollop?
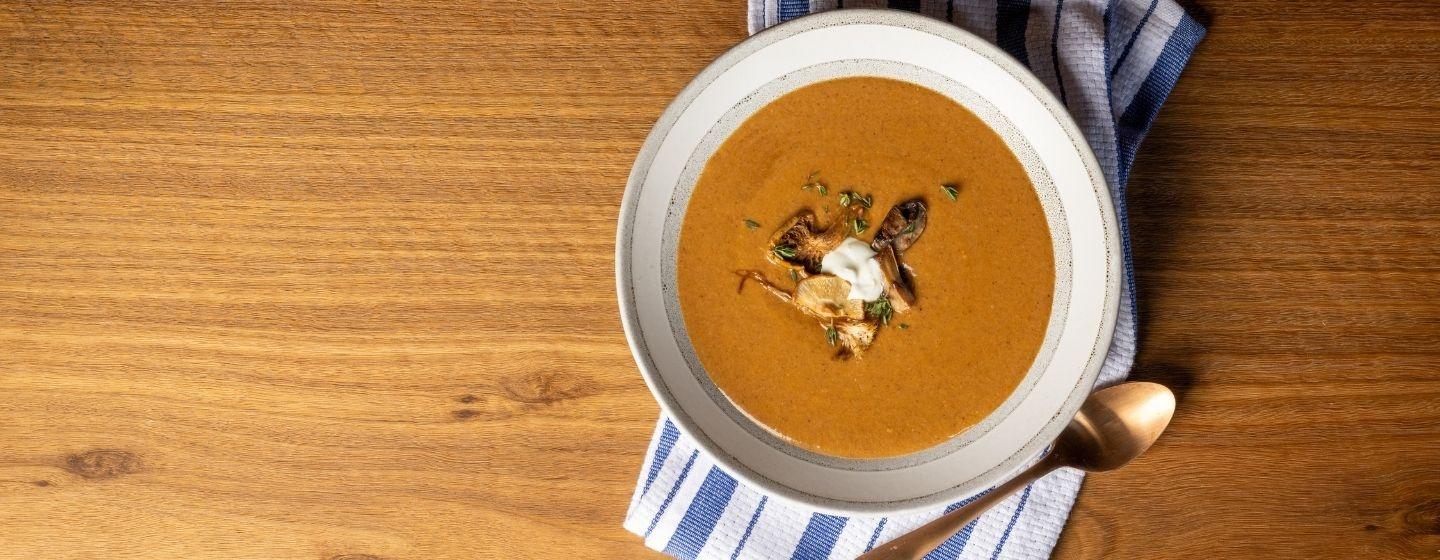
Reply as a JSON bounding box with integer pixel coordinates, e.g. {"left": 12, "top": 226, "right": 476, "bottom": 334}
{"left": 820, "top": 237, "right": 887, "bottom": 301}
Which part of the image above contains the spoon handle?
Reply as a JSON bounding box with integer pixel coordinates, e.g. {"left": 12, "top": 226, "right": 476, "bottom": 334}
{"left": 856, "top": 456, "right": 1059, "bottom": 560}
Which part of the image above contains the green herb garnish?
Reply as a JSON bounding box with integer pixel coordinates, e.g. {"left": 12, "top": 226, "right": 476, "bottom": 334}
{"left": 903, "top": 221, "right": 917, "bottom": 234}
{"left": 865, "top": 297, "right": 893, "bottom": 325}
{"left": 772, "top": 244, "right": 798, "bottom": 259}
{"left": 803, "top": 171, "right": 826, "bottom": 195}
{"left": 838, "top": 191, "right": 873, "bottom": 209}
{"left": 789, "top": 269, "right": 799, "bottom": 283}
{"left": 825, "top": 323, "right": 839, "bottom": 346}
{"left": 744, "top": 219, "right": 760, "bottom": 230}
{"left": 898, "top": 323, "right": 910, "bottom": 330}
{"left": 941, "top": 184, "right": 960, "bottom": 201}
{"left": 850, "top": 218, "right": 869, "bottom": 235}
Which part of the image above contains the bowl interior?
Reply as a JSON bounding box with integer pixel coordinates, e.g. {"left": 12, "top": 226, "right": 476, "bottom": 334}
{"left": 616, "top": 10, "right": 1120, "bottom": 514}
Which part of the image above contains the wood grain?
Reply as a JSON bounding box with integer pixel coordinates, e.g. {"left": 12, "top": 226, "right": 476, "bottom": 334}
{"left": 0, "top": 1, "right": 1435, "bottom": 559}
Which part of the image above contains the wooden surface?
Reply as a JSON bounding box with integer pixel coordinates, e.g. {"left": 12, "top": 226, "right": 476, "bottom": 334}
{"left": 1, "top": 1, "right": 1436, "bottom": 558}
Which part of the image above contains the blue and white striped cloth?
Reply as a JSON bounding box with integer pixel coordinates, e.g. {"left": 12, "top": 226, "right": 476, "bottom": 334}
{"left": 626, "top": 2, "right": 1205, "bottom": 558}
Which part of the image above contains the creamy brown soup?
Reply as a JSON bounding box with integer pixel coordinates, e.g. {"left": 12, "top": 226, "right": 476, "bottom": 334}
{"left": 677, "top": 77, "right": 1053, "bottom": 458}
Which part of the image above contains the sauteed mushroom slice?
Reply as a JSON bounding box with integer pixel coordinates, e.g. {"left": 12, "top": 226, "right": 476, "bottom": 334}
{"left": 874, "top": 245, "right": 915, "bottom": 313}
{"left": 795, "top": 275, "right": 864, "bottom": 320}
{"left": 830, "top": 319, "right": 878, "bottom": 360}
{"left": 870, "top": 199, "right": 928, "bottom": 254}
{"left": 768, "top": 210, "right": 850, "bottom": 274}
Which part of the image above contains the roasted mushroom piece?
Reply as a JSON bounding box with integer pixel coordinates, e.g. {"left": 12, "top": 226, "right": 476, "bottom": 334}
{"left": 767, "top": 209, "right": 853, "bottom": 274}
{"left": 796, "top": 275, "right": 865, "bottom": 320}
{"left": 873, "top": 245, "right": 915, "bottom": 313}
{"left": 830, "top": 320, "right": 878, "bottom": 360}
{"left": 869, "top": 199, "right": 926, "bottom": 311}
{"left": 870, "top": 199, "right": 927, "bottom": 254}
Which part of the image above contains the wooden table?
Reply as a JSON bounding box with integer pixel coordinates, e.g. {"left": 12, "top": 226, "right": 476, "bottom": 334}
{"left": 2, "top": 2, "right": 1436, "bottom": 558}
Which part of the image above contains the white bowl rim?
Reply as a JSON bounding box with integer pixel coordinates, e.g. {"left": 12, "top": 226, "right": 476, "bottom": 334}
{"left": 615, "top": 8, "right": 1121, "bottom": 515}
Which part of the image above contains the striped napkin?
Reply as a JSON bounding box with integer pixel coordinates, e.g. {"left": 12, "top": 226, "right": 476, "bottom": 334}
{"left": 625, "top": 2, "right": 1205, "bottom": 558}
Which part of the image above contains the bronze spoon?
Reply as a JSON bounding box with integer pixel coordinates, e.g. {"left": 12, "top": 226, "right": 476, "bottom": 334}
{"left": 858, "top": 381, "right": 1177, "bottom": 560}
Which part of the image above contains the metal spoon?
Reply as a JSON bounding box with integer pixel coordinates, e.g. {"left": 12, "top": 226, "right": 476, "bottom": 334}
{"left": 858, "top": 381, "right": 1177, "bottom": 560}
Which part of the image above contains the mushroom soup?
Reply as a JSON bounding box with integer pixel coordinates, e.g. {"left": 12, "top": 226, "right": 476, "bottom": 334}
{"left": 677, "top": 77, "right": 1054, "bottom": 459}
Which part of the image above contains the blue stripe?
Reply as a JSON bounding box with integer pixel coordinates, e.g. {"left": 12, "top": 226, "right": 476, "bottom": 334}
{"left": 989, "top": 485, "right": 1035, "bottom": 560}
{"left": 664, "top": 467, "right": 740, "bottom": 560}
{"left": 790, "top": 513, "right": 849, "bottom": 560}
{"left": 1102, "top": 0, "right": 1116, "bottom": 124}
{"left": 995, "top": 0, "right": 1032, "bottom": 66}
{"left": 642, "top": 420, "right": 681, "bottom": 496}
{"left": 1114, "top": 12, "right": 1205, "bottom": 320}
{"left": 645, "top": 450, "right": 700, "bottom": 538}
{"left": 922, "top": 489, "right": 992, "bottom": 560}
{"left": 863, "top": 518, "right": 889, "bottom": 552}
{"left": 1049, "top": 0, "right": 1068, "bottom": 106}
{"left": 779, "top": 0, "right": 810, "bottom": 22}
{"left": 730, "top": 496, "right": 769, "bottom": 560}
{"left": 1109, "top": 0, "right": 1159, "bottom": 79}
{"left": 1117, "top": 12, "right": 1205, "bottom": 184}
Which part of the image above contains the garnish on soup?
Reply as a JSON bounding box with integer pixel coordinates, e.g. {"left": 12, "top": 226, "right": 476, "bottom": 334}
{"left": 737, "top": 195, "right": 929, "bottom": 359}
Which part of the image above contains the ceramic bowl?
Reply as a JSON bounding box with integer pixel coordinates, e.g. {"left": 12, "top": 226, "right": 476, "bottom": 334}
{"left": 616, "top": 9, "right": 1121, "bottom": 514}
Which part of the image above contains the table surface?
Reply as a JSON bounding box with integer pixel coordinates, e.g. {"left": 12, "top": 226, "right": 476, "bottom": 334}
{"left": 2, "top": 1, "right": 1437, "bottom": 559}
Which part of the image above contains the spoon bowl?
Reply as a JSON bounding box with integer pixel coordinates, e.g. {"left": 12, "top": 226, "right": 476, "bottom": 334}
{"left": 859, "top": 381, "right": 1176, "bottom": 560}
{"left": 1056, "top": 381, "right": 1176, "bottom": 472}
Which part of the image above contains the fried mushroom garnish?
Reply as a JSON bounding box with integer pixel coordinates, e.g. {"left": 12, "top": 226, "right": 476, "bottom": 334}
{"left": 795, "top": 275, "right": 864, "bottom": 320}
{"left": 830, "top": 320, "right": 878, "bottom": 360}
{"left": 870, "top": 199, "right": 928, "bottom": 254}
{"left": 738, "top": 197, "right": 929, "bottom": 358}
{"left": 874, "top": 244, "right": 915, "bottom": 313}
{"left": 767, "top": 209, "right": 852, "bottom": 274}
